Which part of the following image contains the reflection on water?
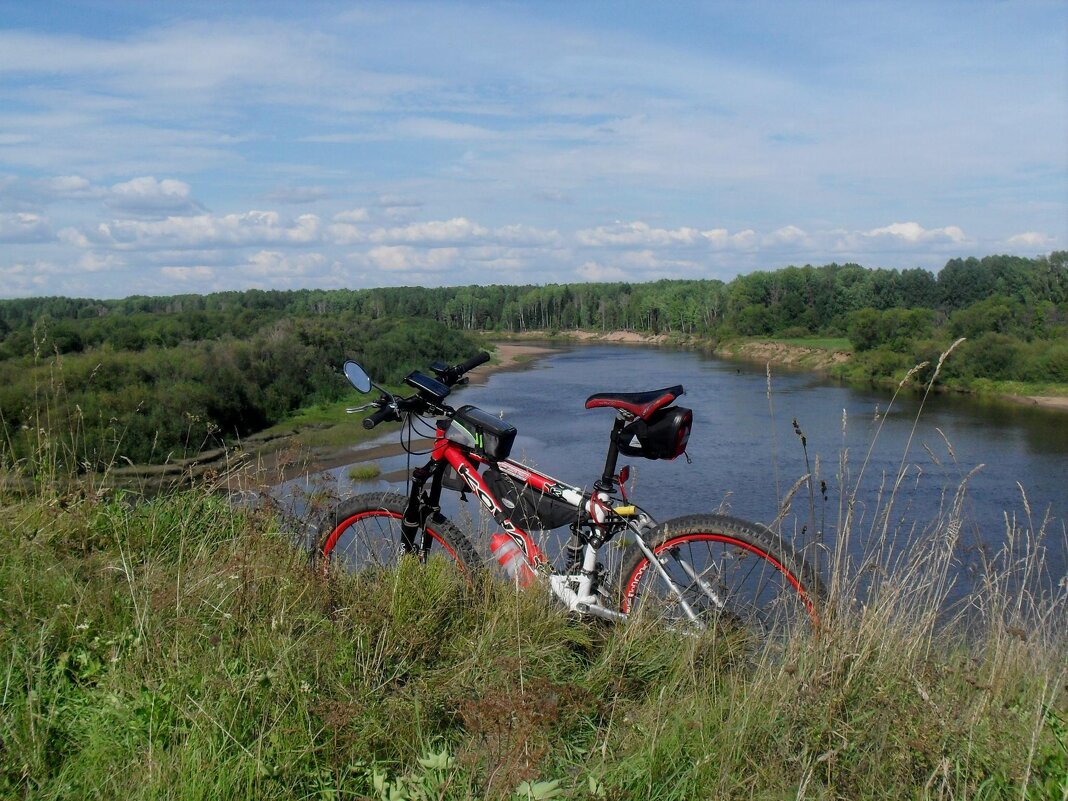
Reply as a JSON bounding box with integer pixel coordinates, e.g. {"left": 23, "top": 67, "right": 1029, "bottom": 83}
{"left": 288, "top": 345, "right": 1067, "bottom": 588}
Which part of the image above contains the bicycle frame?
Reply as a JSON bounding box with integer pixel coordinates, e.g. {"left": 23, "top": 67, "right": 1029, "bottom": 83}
{"left": 395, "top": 417, "right": 641, "bottom": 622}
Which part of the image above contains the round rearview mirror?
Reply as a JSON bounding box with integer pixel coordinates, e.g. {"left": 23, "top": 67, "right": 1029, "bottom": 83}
{"left": 343, "top": 360, "right": 372, "bottom": 393}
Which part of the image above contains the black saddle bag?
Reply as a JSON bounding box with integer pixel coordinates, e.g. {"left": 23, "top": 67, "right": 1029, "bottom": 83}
{"left": 616, "top": 405, "right": 692, "bottom": 460}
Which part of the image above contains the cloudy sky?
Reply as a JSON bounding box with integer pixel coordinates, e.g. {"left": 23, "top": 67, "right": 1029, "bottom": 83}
{"left": 1, "top": 1, "right": 1065, "bottom": 299}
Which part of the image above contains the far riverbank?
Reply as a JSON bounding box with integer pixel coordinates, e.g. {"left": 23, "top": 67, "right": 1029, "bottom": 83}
{"left": 492, "top": 329, "right": 1068, "bottom": 412}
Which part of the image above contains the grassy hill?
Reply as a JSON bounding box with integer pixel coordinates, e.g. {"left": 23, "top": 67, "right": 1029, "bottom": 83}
{"left": 1, "top": 464, "right": 1064, "bottom": 799}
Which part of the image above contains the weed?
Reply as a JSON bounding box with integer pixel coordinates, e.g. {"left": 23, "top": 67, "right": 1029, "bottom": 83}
{"left": 347, "top": 463, "right": 382, "bottom": 482}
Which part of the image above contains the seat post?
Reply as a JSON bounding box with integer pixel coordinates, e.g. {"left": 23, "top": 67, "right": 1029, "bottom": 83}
{"left": 596, "top": 414, "right": 626, "bottom": 493}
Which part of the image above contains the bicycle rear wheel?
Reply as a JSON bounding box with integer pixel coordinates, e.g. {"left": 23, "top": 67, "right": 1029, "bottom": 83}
{"left": 618, "top": 514, "right": 822, "bottom": 640}
{"left": 317, "top": 492, "right": 480, "bottom": 575}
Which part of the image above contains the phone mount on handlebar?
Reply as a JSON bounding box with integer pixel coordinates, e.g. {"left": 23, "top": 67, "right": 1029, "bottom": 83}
{"left": 404, "top": 371, "right": 450, "bottom": 403}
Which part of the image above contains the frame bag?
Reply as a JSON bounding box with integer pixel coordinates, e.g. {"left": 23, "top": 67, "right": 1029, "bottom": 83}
{"left": 483, "top": 467, "right": 577, "bottom": 530}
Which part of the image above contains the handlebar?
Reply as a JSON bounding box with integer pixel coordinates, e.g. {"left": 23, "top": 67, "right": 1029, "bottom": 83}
{"left": 355, "top": 350, "right": 491, "bottom": 429}
{"left": 436, "top": 350, "right": 491, "bottom": 386}
{"left": 362, "top": 404, "right": 397, "bottom": 430}
{"left": 456, "top": 350, "right": 490, "bottom": 376}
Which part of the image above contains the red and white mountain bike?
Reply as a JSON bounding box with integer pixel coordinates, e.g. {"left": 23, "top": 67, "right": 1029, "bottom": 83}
{"left": 317, "top": 351, "right": 822, "bottom": 640}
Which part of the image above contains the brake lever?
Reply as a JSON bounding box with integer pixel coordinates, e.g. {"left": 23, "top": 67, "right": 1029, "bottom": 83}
{"left": 345, "top": 403, "right": 378, "bottom": 414}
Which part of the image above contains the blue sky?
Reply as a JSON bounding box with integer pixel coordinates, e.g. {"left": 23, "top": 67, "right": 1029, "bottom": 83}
{"left": 0, "top": 1, "right": 1065, "bottom": 299}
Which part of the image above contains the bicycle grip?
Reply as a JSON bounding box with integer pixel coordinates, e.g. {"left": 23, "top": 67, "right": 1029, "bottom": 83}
{"left": 362, "top": 405, "right": 395, "bottom": 430}
{"left": 457, "top": 351, "right": 491, "bottom": 374}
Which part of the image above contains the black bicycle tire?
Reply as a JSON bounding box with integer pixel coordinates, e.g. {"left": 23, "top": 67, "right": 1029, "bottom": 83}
{"left": 316, "top": 491, "right": 481, "bottom": 575}
{"left": 617, "top": 513, "right": 823, "bottom": 634}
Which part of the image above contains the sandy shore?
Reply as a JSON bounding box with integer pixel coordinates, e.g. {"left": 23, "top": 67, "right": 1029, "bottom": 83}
{"left": 496, "top": 329, "right": 668, "bottom": 345}
{"left": 479, "top": 342, "right": 561, "bottom": 379}
{"left": 1005, "top": 394, "right": 1068, "bottom": 411}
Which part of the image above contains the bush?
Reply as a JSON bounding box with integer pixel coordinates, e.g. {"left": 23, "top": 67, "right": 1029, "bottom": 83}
{"left": 847, "top": 308, "right": 935, "bottom": 353}
{"left": 1018, "top": 339, "right": 1068, "bottom": 383}
{"left": 955, "top": 333, "right": 1025, "bottom": 381}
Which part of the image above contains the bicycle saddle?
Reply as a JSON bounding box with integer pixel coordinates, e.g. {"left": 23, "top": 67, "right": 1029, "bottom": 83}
{"left": 584, "top": 385, "right": 684, "bottom": 420}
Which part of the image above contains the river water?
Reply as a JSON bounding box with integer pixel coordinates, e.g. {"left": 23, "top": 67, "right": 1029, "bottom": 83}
{"left": 299, "top": 344, "right": 1067, "bottom": 590}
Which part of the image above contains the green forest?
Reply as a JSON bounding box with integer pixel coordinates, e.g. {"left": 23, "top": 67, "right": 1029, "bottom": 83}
{"left": 2, "top": 252, "right": 1065, "bottom": 468}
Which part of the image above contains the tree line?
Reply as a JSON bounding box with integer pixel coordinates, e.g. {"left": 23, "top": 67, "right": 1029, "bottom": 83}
{"left": 2, "top": 252, "right": 1065, "bottom": 467}
{"left": 5, "top": 254, "right": 1065, "bottom": 349}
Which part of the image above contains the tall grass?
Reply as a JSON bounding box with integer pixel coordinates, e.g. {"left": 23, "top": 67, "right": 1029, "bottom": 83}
{"left": 1, "top": 355, "right": 1065, "bottom": 799}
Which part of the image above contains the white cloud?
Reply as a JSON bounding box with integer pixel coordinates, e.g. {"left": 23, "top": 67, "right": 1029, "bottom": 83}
{"left": 0, "top": 212, "right": 53, "bottom": 243}
{"left": 326, "top": 208, "right": 371, "bottom": 245}
{"left": 57, "top": 227, "right": 92, "bottom": 248}
{"left": 0, "top": 262, "right": 29, "bottom": 277}
{"left": 0, "top": 260, "right": 56, "bottom": 295}
{"left": 161, "top": 265, "right": 215, "bottom": 281}
{"left": 45, "top": 175, "right": 97, "bottom": 198}
{"left": 327, "top": 222, "right": 364, "bottom": 246}
{"left": 333, "top": 208, "right": 370, "bottom": 224}
{"left": 106, "top": 176, "right": 202, "bottom": 217}
{"left": 90, "top": 210, "right": 322, "bottom": 249}
{"left": 368, "top": 217, "right": 489, "bottom": 245}
{"left": 0, "top": 174, "right": 102, "bottom": 210}
{"left": 702, "top": 228, "right": 759, "bottom": 250}
{"left": 763, "top": 225, "right": 810, "bottom": 247}
{"left": 864, "top": 221, "right": 967, "bottom": 244}
{"left": 75, "top": 252, "right": 125, "bottom": 273}
{"left": 574, "top": 221, "right": 767, "bottom": 251}
{"left": 576, "top": 261, "right": 626, "bottom": 281}
{"left": 490, "top": 224, "right": 561, "bottom": 246}
{"left": 376, "top": 196, "right": 425, "bottom": 221}
{"left": 1, "top": 259, "right": 63, "bottom": 277}
{"left": 244, "top": 250, "right": 326, "bottom": 277}
{"left": 576, "top": 221, "right": 703, "bottom": 248}
{"left": 1005, "top": 231, "right": 1053, "bottom": 248}
{"left": 362, "top": 245, "right": 460, "bottom": 272}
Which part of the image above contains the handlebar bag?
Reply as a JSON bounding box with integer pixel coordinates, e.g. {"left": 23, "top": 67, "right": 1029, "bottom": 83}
{"left": 483, "top": 467, "right": 577, "bottom": 531}
{"left": 443, "top": 405, "right": 517, "bottom": 461}
{"left": 616, "top": 405, "right": 692, "bottom": 460}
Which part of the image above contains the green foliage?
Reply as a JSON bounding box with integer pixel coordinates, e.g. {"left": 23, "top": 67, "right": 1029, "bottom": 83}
{"left": 348, "top": 463, "right": 382, "bottom": 482}
{"left": 847, "top": 307, "right": 936, "bottom": 353}
{"left": 950, "top": 296, "right": 1026, "bottom": 340}
{"left": 0, "top": 483, "right": 1063, "bottom": 800}
{"left": 0, "top": 317, "right": 479, "bottom": 468}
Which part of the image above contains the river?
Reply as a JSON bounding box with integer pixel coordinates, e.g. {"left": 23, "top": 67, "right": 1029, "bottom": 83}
{"left": 295, "top": 344, "right": 1067, "bottom": 591}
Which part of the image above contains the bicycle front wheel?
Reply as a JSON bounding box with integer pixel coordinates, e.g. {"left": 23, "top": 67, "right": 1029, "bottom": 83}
{"left": 618, "top": 514, "right": 822, "bottom": 640}
{"left": 317, "top": 492, "right": 480, "bottom": 575}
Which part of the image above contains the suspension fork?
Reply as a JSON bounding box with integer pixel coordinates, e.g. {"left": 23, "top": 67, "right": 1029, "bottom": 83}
{"left": 399, "top": 458, "right": 445, "bottom": 557}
